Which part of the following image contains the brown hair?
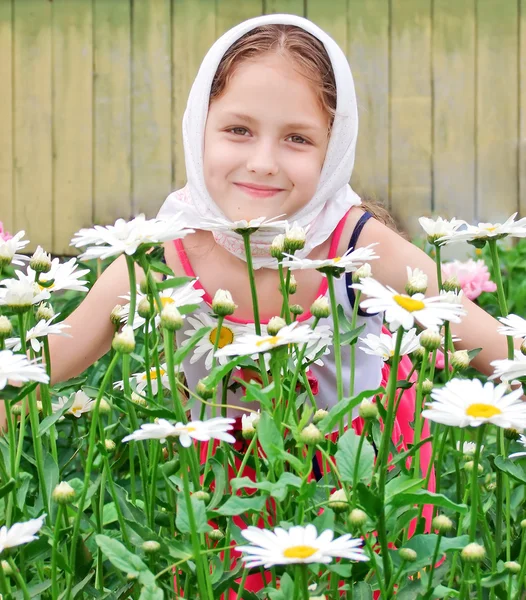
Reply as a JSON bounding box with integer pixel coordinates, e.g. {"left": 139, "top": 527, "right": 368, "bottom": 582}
{"left": 210, "top": 24, "right": 398, "bottom": 230}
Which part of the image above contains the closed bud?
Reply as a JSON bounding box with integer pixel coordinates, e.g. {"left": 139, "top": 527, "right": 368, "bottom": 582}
{"left": 504, "top": 561, "right": 521, "bottom": 574}
{"left": 212, "top": 289, "right": 237, "bottom": 316}
{"left": 112, "top": 326, "right": 135, "bottom": 353}
{"left": 521, "top": 519, "right": 526, "bottom": 529}
{"left": 328, "top": 489, "right": 349, "bottom": 513}
{"left": 284, "top": 223, "right": 307, "bottom": 253}
{"left": 131, "top": 392, "right": 147, "bottom": 407}
{"left": 405, "top": 267, "right": 428, "bottom": 295}
{"left": 52, "top": 481, "right": 76, "bottom": 505}
{"left": 484, "top": 473, "right": 496, "bottom": 492}
{"left": 310, "top": 296, "right": 330, "bottom": 319}
{"left": 36, "top": 401, "right": 43, "bottom": 413}
{"left": 451, "top": 350, "right": 470, "bottom": 371}
{"left": 139, "top": 278, "right": 150, "bottom": 295}
{"left": 290, "top": 304, "right": 304, "bottom": 316}
{"left": 110, "top": 304, "right": 125, "bottom": 326}
{"left": 160, "top": 304, "right": 183, "bottom": 331}
{"left": 36, "top": 303, "right": 54, "bottom": 322}
{"left": 412, "top": 346, "right": 426, "bottom": 361}
{"left": 288, "top": 275, "right": 297, "bottom": 295}
{"left": 299, "top": 424, "right": 323, "bottom": 446}
{"left": 142, "top": 540, "right": 161, "bottom": 554}
{"left": 312, "top": 409, "right": 329, "bottom": 424}
{"left": 348, "top": 508, "right": 367, "bottom": 529}
{"left": 241, "top": 412, "right": 259, "bottom": 440}
{"left": 442, "top": 275, "right": 462, "bottom": 293}
{"left": 464, "top": 460, "right": 483, "bottom": 475}
{"left": 352, "top": 263, "right": 372, "bottom": 283}
{"left": 208, "top": 529, "right": 225, "bottom": 541}
{"left": 196, "top": 380, "right": 215, "bottom": 400}
{"left": 98, "top": 398, "right": 111, "bottom": 415}
{"left": 138, "top": 297, "right": 153, "bottom": 319}
{"left": 504, "top": 428, "right": 521, "bottom": 441}
{"left": 461, "top": 542, "right": 486, "bottom": 563}
{"left": 267, "top": 316, "right": 286, "bottom": 336}
{"left": 105, "top": 439, "right": 116, "bottom": 452}
{"left": 1, "top": 560, "right": 13, "bottom": 576}
{"left": 358, "top": 399, "right": 378, "bottom": 420}
{"left": 11, "top": 403, "right": 22, "bottom": 416}
{"left": 422, "top": 379, "right": 434, "bottom": 395}
{"left": 419, "top": 329, "right": 442, "bottom": 351}
{"left": 193, "top": 490, "right": 210, "bottom": 503}
{"left": 270, "top": 234, "right": 285, "bottom": 259}
{"left": 0, "top": 315, "right": 13, "bottom": 340}
{"left": 432, "top": 514, "right": 453, "bottom": 534}
{"left": 30, "top": 246, "right": 52, "bottom": 274}
{"left": 399, "top": 548, "right": 417, "bottom": 563}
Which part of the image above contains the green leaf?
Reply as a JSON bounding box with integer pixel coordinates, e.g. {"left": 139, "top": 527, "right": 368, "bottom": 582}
{"left": 201, "top": 355, "right": 248, "bottom": 388}
{"left": 352, "top": 581, "right": 373, "bottom": 600}
{"left": 13, "top": 580, "right": 52, "bottom": 599}
{"left": 340, "top": 324, "right": 366, "bottom": 346}
{"left": 385, "top": 476, "right": 424, "bottom": 502}
{"left": 95, "top": 535, "right": 155, "bottom": 586}
{"left": 38, "top": 395, "right": 74, "bottom": 436}
{"left": 335, "top": 429, "right": 375, "bottom": 485}
{"left": 156, "top": 276, "right": 193, "bottom": 291}
{"left": 494, "top": 456, "right": 526, "bottom": 484}
{"left": 257, "top": 412, "right": 284, "bottom": 467}
{"left": 401, "top": 534, "right": 470, "bottom": 571}
{"left": 231, "top": 473, "right": 302, "bottom": 502}
{"left": 148, "top": 259, "right": 173, "bottom": 276}
{"left": 318, "top": 387, "right": 384, "bottom": 434}
{"left": 57, "top": 571, "right": 94, "bottom": 600}
{"left": 208, "top": 458, "right": 227, "bottom": 510}
{"left": 389, "top": 490, "right": 468, "bottom": 514}
{"left": 215, "top": 495, "right": 267, "bottom": 516}
{"left": 481, "top": 571, "right": 509, "bottom": 588}
{"left": 356, "top": 482, "right": 382, "bottom": 517}
{"left": 43, "top": 452, "right": 59, "bottom": 507}
{"left": 0, "top": 478, "right": 15, "bottom": 499}
{"left": 172, "top": 327, "right": 210, "bottom": 365}
{"left": 139, "top": 585, "right": 164, "bottom": 600}
{"left": 176, "top": 493, "right": 212, "bottom": 533}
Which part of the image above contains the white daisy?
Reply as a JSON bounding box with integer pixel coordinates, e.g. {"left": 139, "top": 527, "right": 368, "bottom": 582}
{"left": 114, "top": 363, "right": 180, "bottom": 395}
{"left": 418, "top": 216, "right": 466, "bottom": 244}
{"left": 29, "top": 258, "right": 89, "bottom": 294}
{"left": 282, "top": 244, "right": 378, "bottom": 275}
{"left": 456, "top": 441, "right": 484, "bottom": 456}
{"left": 122, "top": 418, "right": 180, "bottom": 443}
{"left": 120, "top": 279, "right": 205, "bottom": 329}
{"left": 183, "top": 313, "right": 255, "bottom": 369}
{"left": 353, "top": 277, "right": 466, "bottom": 331}
{"left": 241, "top": 411, "right": 260, "bottom": 437}
{"left": 0, "top": 278, "right": 48, "bottom": 309}
{"left": 497, "top": 314, "right": 526, "bottom": 339}
{"left": 509, "top": 434, "right": 526, "bottom": 459}
{"left": 0, "top": 231, "right": 30, "bottom": 267}
{"left": 301, "top": 324, "right": 333, "bottom": 366}
{"left": 52, "top": 390, "right": 95, "bottom": 418}
{"left": 199, "top": 215, "right": 288, "bottom": 234}
{"left": 214, "top": 321, "right": 321, "bottom": 358}
{"left": 5, "top": 315, "right": 71, "bottom": 353}
{"left": 70, "top": 213, "right": 194, "bottom": 260}
{"left": 490, "top": 351, "right": 526, "bottom": 381}
{"left": 421, "top": 378, "right": 526, "bottom": 429}
{"left": 359, "top": 328, "right": 420, "bottom": 361}
{"left": 437, "top": 213, "right": 526, "bottom": 245}
{"left": 0, "top": 350, "right": 49, "bottom": 390}
{"left": 235, "top": 524, "right": 368, "bottom": 569}
{"left": 0, "top": 515, "right": 46, "bottom": 554}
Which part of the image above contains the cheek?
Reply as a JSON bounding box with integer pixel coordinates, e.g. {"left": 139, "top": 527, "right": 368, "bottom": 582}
{"left": 204, "top": 139, "right": 240, "bottom": 184}
{"left": 286, "top": 151, "right": 324, "bottom": 191}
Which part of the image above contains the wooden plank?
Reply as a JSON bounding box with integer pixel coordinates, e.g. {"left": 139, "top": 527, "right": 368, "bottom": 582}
{"left": 432, "top": 0, "right": 476, "bottom": 223}
{"left": 52, "top": 0, "right": 93, "bottom": 254}
{"left": 347, "top": 0, "right": 389, "bottom": 205}
{"left": 0, "top": 0, "right": 13, "bottom": 234}
{"left": 172, "top": 0, "right": 216, "bottom": 190}
{"left": 477, "top": 0, "right": 518, "bottom": 224}
{"left": 13, "top": 0, "right": 53, "bottom": 251}
{"left": 93, "top": 0, "right": 132, "bottom": 226}
{"left": 216, "top": 0, "right": 263, "bottom": 37}
{"left": 131, "top": 0, "right": 172, "bottom": 217}
{"left": 521, "top": 0, "right": 526, "bottom": 219}
{"left": 264, "top": 0, "right": 304, "bottom": 16}
{"left": 307, "top": 0, "right": 347, "bottom": 54}
{"left": 390, "top": 0, "right": 432, "bottom": 237}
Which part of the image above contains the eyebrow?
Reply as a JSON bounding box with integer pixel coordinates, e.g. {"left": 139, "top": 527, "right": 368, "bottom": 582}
{"left": 225, "top": 112, "right": 322, "bottom": 133}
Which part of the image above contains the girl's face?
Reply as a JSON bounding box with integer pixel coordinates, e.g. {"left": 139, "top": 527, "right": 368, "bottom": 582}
{"left": 203, "top": 53, "right": 330, "bottom": 222}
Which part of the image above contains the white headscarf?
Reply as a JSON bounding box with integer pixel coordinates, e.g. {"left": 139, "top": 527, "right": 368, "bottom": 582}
{"left": 157, "top": 13, "right": 361, "bottom": 269}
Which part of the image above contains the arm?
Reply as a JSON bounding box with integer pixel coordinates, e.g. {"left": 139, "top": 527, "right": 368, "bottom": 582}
{"left": 357, "top": 217, "right": 514, "bottom": 377}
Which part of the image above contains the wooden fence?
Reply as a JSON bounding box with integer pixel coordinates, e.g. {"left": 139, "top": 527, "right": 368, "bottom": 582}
{"left": 0, "top": 0, "right": 525, "bottom": 253}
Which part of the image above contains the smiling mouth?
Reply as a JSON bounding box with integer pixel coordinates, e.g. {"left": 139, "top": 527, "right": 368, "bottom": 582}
{"left": 234, "top": 183, "right": 284, "bottom": 198}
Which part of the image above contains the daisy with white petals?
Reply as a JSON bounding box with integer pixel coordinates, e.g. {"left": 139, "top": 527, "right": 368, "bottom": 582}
{"left": 418, "top": 216, "right": 466, "bottom": 245}
{"left": 5, "top": 315, "right": 71, "bottom": 353}
{"left": 282, "top": 244, "right": 378, "bottom": 275}
{"left": 114, "top": 363, "right": 180, "bottom": 395}
{"left": 353, "top": 277, "right": 466, "bottom": 331}
{"left": 490, "top": 351, "right": 526, "bottom": 382}
{"left": 497, "top": 314, "right": 526, "bottom": 339}
{"left": 0, "top": 231, "right": 30, "bottom": 267}
{"left": 437, "top": 213, "right": 526, "bottom": 245}
{"left": 0, "top": 514, "right": 46, "bottom": 554}
{"left": 235, "top": 524, "right": 368, "bottom": 569}
{"left": 0, "top": 278, "right": 48, "bottom": 310}
{"left": 0, "top": 350, "right": 49, "bottom": 390}
{"left": 52, "top": 390, "right": 95, "bottom": 418}
{"left": 509, "top": 435, "right": 526, "bottom": 459}
{"left": 199, "top": 215, "right": 288, "bottom": 234}
{"left": 359, "top": 328, "right": 420, "bottom": 361}
{"left": 421, "top": 378, "right": 526, "bottom": 430}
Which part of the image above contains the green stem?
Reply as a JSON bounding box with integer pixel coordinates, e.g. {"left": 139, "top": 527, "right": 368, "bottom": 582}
{"left": 326, "top": 274, "right": 343, "bottom": 431}
{"left": 425, "top": 533, "right": 442, "bottom": 594}
{"left": 351, "top": 422, "right": 369, "bottom": 506}
{"left": 51, "top": 504, "right": 64, "bottom": 598}
{"left": 42, "top": 338, "right": 58, "bottom": 461}
{"left": 278, "top": 263, "right": 291, "bottom": 324}
{"left": 469, "top": 425, "right": 485, "bottom": 541}
{"left": 242, "top": 233, "right": 262, "bottom": 335}
{"left": 299, "top": 565, "right": 309, "bottom": 600}
{"left": 7, "top": 556, "right": 30, "bottom": 600}
{"left": 434, "top": 244, "right": 443, "bottom": 289}
{"left": 235, "top": 569, "right": 249, "bottom": 600}
{"left": 412, "top": 348, "right": 429, "bottom": 478}
{"left": 350, "top": 289, "right": 361, "bottom": 396}
{"left": 487, "top": 240, "right": 514, "bottom": 358}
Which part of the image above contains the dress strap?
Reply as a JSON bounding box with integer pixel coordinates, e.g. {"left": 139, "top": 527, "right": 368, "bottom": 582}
{"left": 345, "top": 211, "right": 374, "bottom": 317}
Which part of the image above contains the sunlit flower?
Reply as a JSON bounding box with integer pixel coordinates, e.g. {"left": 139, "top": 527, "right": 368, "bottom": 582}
{"left": 497, "top": 314, "right": 526, "bottom": 339}
{"left": 235, "top": 524, "right": 368, "bottom": 568}
{"left": 199, "top": 215, "right": 288, "bottom": 234}
{"left": 0, "top": 350, "right": 49, "bottom": 390}
{"left": 490, "top": 351, "right": 526, "bottom": 381}
{"left": 418, "top": 217, "right": 466, "bottom": 245}
{"left": 282, "top": 244, "right": 378, "bottom": 275}
{"left": 353, "top": 277, "right": 466, "bottom": 331}
{"left": 52, "top": 390, "right": 95, "bottom": 418}
{"left": 509, "top": 435, "right": 526, "bottom": 459}
{"left": 5, "top": 315, "right": 71, "bottom": 353}
{"left": 359, "top": 328, "right": 420, "bottom": 361}
{"left": 241, "top": 411, "right": 260, "bottom": 439}
{"left": 438, "top": 213, "right": 526, "bottom": 245}
{"left": 122, "top": 417, "right": 236, "bottom": 446}
{"left": 405, "top": 267, "right": 428, "bottom": 295}
{"left": 114, "top": 363, "right": 181, "bottom": 395}
{"left": 71, "top": 213, "right": 194, "bottom": 259}
{"left": 214, "top": 321, "right": 321, "bottom": 358}
{"left": 0, "top": 231, "right": 30, "bottom": 267}
{"left": 0, "top": 278, "right": 48, "bottom": 310}
{"left": 441, "top": 259, "right": 497, "bottom": 300}
{"left": 0, "top": 515, "right": 46, "bottom": 554}
{"left": 422, "top": 378, "right": 526, "bottom": 429}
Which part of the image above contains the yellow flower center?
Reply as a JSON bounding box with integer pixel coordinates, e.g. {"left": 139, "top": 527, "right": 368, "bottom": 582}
{"left": 38, "top": 281, "right": 54, "bottom": 291}
{"left": 466, "top": 403, "right": 502, "bottom": 419}
{"left": 484, "top": 226, "right": 498, "bottom": 232}
{"left": 141, "top": 368, "right": 166, "bottom": 381}
{"left": 161, "top": 297, "right": 175, "bottom": 307}
{"left": 209, "top": 326, "right": 234, "bottom": 348}
{"left": 393, "top": 295, "right": 426, "bottom": 312}
{"left": 283, "top": 545, "right": 318, "bottom": 560}
{"left": 333, "top": 257, "right": 342, "bottom": 263}
{"left": 256, "top": 335, "right": 281, "bottom": 347}
{"left": 183, "top": 426, "right": 196, "bottom": 433}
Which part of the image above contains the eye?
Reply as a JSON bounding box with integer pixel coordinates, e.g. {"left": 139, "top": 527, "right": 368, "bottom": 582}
{"left": 287, "top": 134, "right": 309, "bottom": 145}
{"left": 227, "top": 127, "right": 250, "bottom": 136}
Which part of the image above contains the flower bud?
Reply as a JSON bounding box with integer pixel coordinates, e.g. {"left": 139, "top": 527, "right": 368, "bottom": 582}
{"left": 405, "top": 267, "right": 428, "bottom": 295}
{"left": 412, "top": 346, "right": 426, "bottom": 361}
{"left": 137, "top": 297, "right": 153, "bottom": 319}
{"left": 348, "top": 508, "right": 367, "bottom": 529}
{"left": 139, "top": 278, "right": 150, "bottom": 295}
{"left": 464, "top": 461, "right": 483, "bottom": 475}
{"left": 1, "top": 560, "right": 13, "bottom": 576}
{"left": 442, "top": 275, "right": 462, "bottom": 293}
{"left": 270, "top": 234, "right": 285, "bottom": 259}
{"left": 98, "top": 398, "right": 111, "bottom": 415}
{"left": 110, "top": 304, "right": 125, "bottom": 326}
{"left": 419, "top": 329, "right": 442, "bottom": 351}
{"left": 193, "top": 490, "right": 210, "bottom": 503}
{"left": 112, "top": 326, "right": 135, "bottom": 354}
{"left": 105, "top": 439, "right": 116, "bottom": 452}
{"left": 208, "top": 529, "right": 225, "bottom": 542}
{"left": 267, "top": 316, "right": 287, "bottom": 336}
{"left": 451, "top": 350, "right": 470, "bottom": 371}
{"left": 36, "top": 401, "right": 43, "bottom": 413}
{"left": 160, "top": 304, "right": 183, "bottom": 331}
{"left": 358, "top": 399, "right": 378, "bottom": 420}
{"left": 284, "top": 223, "right": 307, "bottom": 253}
{"left": 352, "top": 263, "right": 372, "bottom": 283}
{"left": 288, "top": 275, "right": 297, "bottom": 295}
{"left": 461, "top": 542, "right": 485, "bottom": 563}
{"left": 504, "top": 428, "right": 521, "bottom": 441}
{"left": 0, "top": 315, "right": 13, "bottom": 341}
{"left": 11, "top": 403, "right": 22, "bottom": 416}
{"left": 212, "top": 289, "right": 237, "bottom": 317}
{"left": 521, "top": 519, "right": 526, "bottom": 529}
{"left": 422, "top": 379, "right": 434, "bottom": 395}
{"left": 399, "top": 548, "right": 417, "bottom": 563}
{"left": 241, "top": 412, "right": 259, "bottom": 440}
{"left": 299, "top": 424, "right": 323, "bottom": 446}
{"left": 131, "top": 392, "right": 147, "bottom": 407}
{"left": 52, "top": 481, "right": 76, "bottom": 505}
{"left": 289, "top": 304, "right": 304, "bottom": 316}
{"left": 196, "top": 379, "right": 215, "bottom": 400}
{"left": 312, "top": 409, "right": 328, "bottom": 424}
{"left": 432, "top": 515, "right": 453, "bottom": 534}
{"left": 504, "top": 561, "right": 521, "bottom": 574}
{"left": 328, "top": 489, "right": 349, "bottom": 513}
{"left": 36, "top": 303, "right": 54, "bottom": 322}
{"left": 520, "top": 338, "right": 526, "bottom": 356}
{"left": 142, "top": 540, "right": 161, "bottom": 554}
{"left": 310, "top": 296, "right": 330, "bottom": 319}
{"left": 30, "top": 246, "right": 52, "bottom": 274}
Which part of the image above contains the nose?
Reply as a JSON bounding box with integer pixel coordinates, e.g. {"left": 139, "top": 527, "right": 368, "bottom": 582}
{"left": 246, "top": 139, "right": 279, "bottom": 176}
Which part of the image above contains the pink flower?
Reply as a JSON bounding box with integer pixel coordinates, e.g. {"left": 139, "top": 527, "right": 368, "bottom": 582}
{"left": 441, "top": 259, "right": 497, "bottom": 301}
{"left": 0, "top": 222, "right": 12, "bottom": 242}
